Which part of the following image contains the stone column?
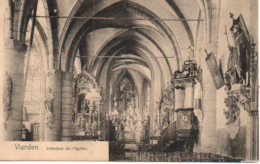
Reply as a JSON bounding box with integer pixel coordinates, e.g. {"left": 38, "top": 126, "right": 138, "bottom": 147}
{"left": 61, "top": 72, "right": 74, "bottom": 141}
{"left": 200, "top": 46, "right": 217, "bottom": 153}
{"left": 2, "top": 39, "right": 27, "bottom": 141}
{"left": 40, "top": 102, "right": 46, "bottom": 141}
{"left": 246, "top": 110, "right": 258, "bottom": 161}
{"left": 45, "top": 70, "right": 62, "bottom": 141}
{"left": 149, "top": 81, "right": 155, "bottom": 137}
{"left": 40, "top": 72, "right": 46, "bottom": 141}
{"left": 184, "top": 80, "right": 195, "bottom": 109}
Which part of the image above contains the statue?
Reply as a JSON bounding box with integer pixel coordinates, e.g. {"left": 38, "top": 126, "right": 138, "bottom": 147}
{"left": 44, "top": 88, "right": 55, "bottom": 128}
{"left": 158, "top": 82, "right": 175, "bottom": 131}
{"left": 82, "top": 64, "right": 87, "bottom": 72}
{"left": 80, "top": 98, "right": 90, "bottom": 113}
{"left": 161, "top": 107, "right": 170, "bottom": 129}
{"left": 188, "top": 46, "right": 194, "bottom": 59}
{"left": 161, "top": 83, "right": 174, "bottom": 103}
{"left": 227, "top": 13, "right": 250, "bottom": 87}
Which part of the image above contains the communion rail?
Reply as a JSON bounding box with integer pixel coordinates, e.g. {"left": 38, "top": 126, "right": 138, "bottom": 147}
{"left": 109, "top": 142, "right": 242, "bottom": 162}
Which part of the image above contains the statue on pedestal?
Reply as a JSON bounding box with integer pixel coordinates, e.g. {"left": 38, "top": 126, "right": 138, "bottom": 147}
{"left": 44, "top": 88, "right": 55, "bottom": 128}
{"left": 80, "top": 98, "right": 90, "bottom": 113}
{"left": 224, "top": 13, "right": 251, "bottom": 90}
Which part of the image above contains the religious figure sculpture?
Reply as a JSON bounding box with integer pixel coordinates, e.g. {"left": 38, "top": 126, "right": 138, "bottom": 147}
{"left": 162, "top": 82, "right": 174, "bottom": 103}
{"left": 158, "top": 83, "right": 174, "bottom": 131}
{"left": 225, "top": 13, "right": 250, "bottom": 89}
{"left": 82, "top": 64, "right": 87, "bottom": 72}
{"left": 160, "top": 107, "right": 170, "bottom": 129}
{"left": 222, "top": 13, "right": 252, "bottom": 126}
{"left": 44, "top": 88, "right": 55, "bottom": 128}
{"left": 80, "top": 98, "right": 90, "bottom": 113}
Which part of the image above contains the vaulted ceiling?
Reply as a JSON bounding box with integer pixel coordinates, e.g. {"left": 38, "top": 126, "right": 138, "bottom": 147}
{"left": 28, "top": 0, "right": 203, "bottom": 85}
{"left": 52, "top": 0, "right": 202, "bottom": 82}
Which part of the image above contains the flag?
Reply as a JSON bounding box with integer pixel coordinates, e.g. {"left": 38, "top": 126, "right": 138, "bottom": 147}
{"left": 205, "top": 52, "right": 225, "bottom": 89}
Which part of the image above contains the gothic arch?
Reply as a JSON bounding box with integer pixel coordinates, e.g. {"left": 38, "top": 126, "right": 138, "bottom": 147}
{"left": 59, "top": 0, "right": 185, "bottom": 72}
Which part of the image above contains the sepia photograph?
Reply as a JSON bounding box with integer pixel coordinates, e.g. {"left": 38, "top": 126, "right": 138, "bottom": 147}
{"left": 0, "top": 0, "right": 258, "bottom": 162}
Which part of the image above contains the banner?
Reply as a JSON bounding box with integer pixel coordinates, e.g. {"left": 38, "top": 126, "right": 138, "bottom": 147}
{"left": 205, "top": 52, "right": 225, "bottom": 89}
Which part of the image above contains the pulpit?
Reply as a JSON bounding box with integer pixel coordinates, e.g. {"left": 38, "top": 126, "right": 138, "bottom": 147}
{"left": 158, "top": 59, "right": 200, "bottom": 151}
{"left": 175, "top": 108, "right": 198, "bottom": 139}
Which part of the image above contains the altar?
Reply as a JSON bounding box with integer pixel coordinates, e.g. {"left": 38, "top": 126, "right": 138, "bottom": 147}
{"left": 72, "top": 70, "right": 103, "bottom": 140}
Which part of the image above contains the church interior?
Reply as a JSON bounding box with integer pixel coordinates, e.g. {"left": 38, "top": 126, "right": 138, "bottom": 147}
{"left": 1, "top": 0, "right": 259, "bottom": 162}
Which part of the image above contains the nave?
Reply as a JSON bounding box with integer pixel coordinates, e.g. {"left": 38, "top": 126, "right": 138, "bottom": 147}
{"left": 1, "top": 0, "right": 258, "bottom": 162}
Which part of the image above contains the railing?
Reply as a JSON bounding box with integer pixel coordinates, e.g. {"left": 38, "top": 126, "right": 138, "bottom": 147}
{"left": 117, "top": 151, "right": 242, "bottom": 162}
{"left": 109, "top": 141, "right": 242, "bottom": 162}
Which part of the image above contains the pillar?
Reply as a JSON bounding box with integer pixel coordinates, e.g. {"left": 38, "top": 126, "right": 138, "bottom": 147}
{"left": 45, "top": 70, "right": 62, "bottom": 141}
{"left": 2, "top": 39, "right": 27, "bottom": 141}
{"left": 40, "top": 99, "right": 46, "bottom": 141}
{"left": 200, "top": 44, "right": 218, "bottom": 153}
{"left": 40, "top": 71, "right": 47, "bottom": 141}
{"left": 246, "top": 110, "right": 258, "bottom": 161}
{"left": 149, "top": 80, "right": 155, "bottom": 137}
{"left": 61, "top": 72, "right": 74, "bottom": 141}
